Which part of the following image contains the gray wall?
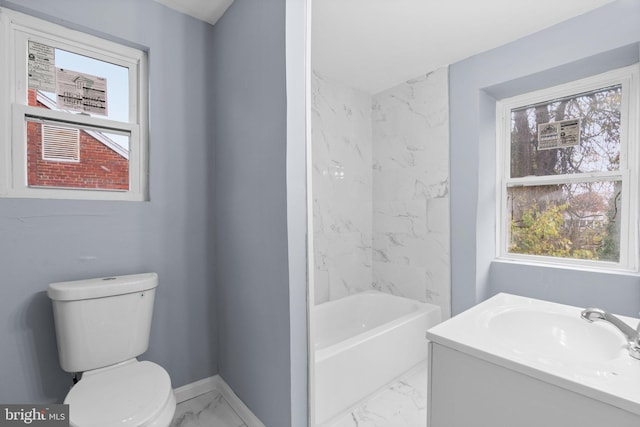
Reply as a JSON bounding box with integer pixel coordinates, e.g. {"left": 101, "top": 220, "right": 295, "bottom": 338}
{"left": 0, "top": 0, "right": 217, "bottom": 403}
{"left": 211, "top": 0, "right": 299, "bottom": 426}
{"left": 450, "top": 0, "right": 640, "bottom": 317}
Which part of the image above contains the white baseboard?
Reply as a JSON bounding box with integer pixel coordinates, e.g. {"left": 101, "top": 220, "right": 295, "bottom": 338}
{"left": 214, "top": 376, "right": 266, "bottom": 427}
{"left": 173, "top": 376, "right": 218, "bottom": 402}
{"left": 173, "top": 375, "right": 265, "bottom": 427}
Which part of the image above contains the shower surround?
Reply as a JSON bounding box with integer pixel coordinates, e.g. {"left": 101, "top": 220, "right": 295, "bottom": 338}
{"left": 312, "top": 68, "right": 451, "bottom": 319}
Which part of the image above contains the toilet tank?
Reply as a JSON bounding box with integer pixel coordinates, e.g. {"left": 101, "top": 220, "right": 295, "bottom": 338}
{"left": 47, "top": 273, "right": 158, "bottom": 373}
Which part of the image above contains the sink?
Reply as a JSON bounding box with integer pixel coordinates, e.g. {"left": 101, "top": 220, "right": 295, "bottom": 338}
{"left": 426, "top": 293, "right": 640, "bottom": 420}
{"left": 427, "top": 293, "right": 640, "bottom": 426}
{"left": 487, "top": 308, "right": 627, "bottom": 363}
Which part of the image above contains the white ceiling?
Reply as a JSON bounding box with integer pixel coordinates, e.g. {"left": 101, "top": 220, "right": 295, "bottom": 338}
{"left": 152, "top": 0, "right": 234, "bottom": 25}
{"left": 153, "top": 0, "right": 614, "bottom": 94}
{"left": 312, "top": 0, "right": 614, "bottom": 93}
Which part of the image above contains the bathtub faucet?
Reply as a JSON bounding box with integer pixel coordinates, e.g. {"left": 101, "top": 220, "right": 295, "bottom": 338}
{"left": 580, "top": 308, "right": 640, "bottom": 360}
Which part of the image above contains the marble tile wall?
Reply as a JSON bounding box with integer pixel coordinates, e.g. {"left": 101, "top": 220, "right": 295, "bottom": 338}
{"left": 312, "top": 71, "right": 373, "bottom": 304}
{"left": 372, "top": 69, "right": 451, "bottom": 319}
{"left": 312, "top": 69, "right": 451, "bottom": 319}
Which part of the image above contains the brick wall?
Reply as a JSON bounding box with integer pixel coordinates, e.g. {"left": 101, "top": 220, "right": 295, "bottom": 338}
{"left": 26, "top": 89, "right": 129, "bottom": 190}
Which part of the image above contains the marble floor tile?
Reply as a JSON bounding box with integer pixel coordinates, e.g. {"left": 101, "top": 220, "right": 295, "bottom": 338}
{"left": 171, "top": 390, "right": 247, "bottom": 427}
{"left": 328, "top": 362, "right": 428, "bottom": 427}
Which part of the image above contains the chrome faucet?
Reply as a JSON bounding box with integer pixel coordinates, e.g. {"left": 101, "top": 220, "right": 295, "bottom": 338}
{"left": 581, "top": 308, "right": 640, "bottom": 360}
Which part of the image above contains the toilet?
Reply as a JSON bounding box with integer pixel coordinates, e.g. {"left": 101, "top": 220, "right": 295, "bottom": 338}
{"left": 47, "top": 273, "right": 176, "bottom": 427}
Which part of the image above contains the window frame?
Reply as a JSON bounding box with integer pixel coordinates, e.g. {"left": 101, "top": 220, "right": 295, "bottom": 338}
{"left": 495, "top": 65, "right": 639, "bottom": 272}
{"left": 0, "top": 7, "right": 148, "bottom": 201}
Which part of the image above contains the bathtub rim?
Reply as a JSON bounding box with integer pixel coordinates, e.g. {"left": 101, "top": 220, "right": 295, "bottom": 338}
{"left": 314, "top": 291, "right": 441, "bottom": 361}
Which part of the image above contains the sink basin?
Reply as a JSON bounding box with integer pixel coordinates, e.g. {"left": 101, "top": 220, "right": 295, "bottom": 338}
{"left": 487, "top": 308, "right": 628, "bottom": 363}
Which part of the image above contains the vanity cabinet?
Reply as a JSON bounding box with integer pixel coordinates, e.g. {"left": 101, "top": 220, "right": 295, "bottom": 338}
{"left": 428, "top": 343, "right": 640, "bottom": 427}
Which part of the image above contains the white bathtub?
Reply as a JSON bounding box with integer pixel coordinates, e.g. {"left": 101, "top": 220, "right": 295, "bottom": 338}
{"left": 313, "top": 290, "right": 442, "bottom": 425}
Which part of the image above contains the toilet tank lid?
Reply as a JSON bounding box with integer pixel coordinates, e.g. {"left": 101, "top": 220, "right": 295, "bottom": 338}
{"left": 47, "top": 273, "right": 158, "bottom": 301}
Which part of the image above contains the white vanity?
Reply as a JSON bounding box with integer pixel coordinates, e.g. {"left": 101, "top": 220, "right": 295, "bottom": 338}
{"left": 426, "top": 293, "right": 640, "bottom": 427}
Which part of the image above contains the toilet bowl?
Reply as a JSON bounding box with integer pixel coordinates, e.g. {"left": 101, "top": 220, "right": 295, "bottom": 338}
{"left": 64, "top": 360, "right": 176, "bottom": 427}
{"left": 47, "top": 273, "right": 176, "bottom": 427}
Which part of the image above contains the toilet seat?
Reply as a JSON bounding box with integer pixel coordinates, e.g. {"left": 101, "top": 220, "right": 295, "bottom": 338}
{"left": 64, "top": 360, "right": 175, "bottom": 427}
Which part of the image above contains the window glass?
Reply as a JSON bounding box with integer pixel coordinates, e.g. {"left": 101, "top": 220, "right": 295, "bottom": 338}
{"left": 26, "top": 118, "right": 130, "bottom": 190}
{"left": 508, "top": 181, "right": 620, "bottom": 262}
{"left": 29, "top": 48, "right": 130, "bottom": 123}
{"left": 510, "top": 85, "right": 621, "bottom": 178}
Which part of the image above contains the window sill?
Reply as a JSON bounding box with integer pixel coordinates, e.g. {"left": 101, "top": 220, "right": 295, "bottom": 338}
{"left": 492, "top": 257, "right": 640, "bottom": 278}
{"left": 1, "top": 186, "right": 146, "bottom": 202}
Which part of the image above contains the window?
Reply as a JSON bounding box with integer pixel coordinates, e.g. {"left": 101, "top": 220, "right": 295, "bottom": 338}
{"left": 0, "top": 7, "right": 148, "bottom": 200}
{"left": 496, "top": 66, "right": 638, "bottom": 271}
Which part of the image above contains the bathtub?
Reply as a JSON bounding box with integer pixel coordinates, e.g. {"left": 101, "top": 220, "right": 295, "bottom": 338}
{"left": 313, "top": 290, "right": 442, "bottom": 425}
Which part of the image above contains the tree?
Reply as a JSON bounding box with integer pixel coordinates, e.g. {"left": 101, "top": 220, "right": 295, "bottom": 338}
{"left": 510, "top": 203, "right": 572, "bottom": 258}
{"left": 598, "top": 185, "right": 621, "bottom": 262}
